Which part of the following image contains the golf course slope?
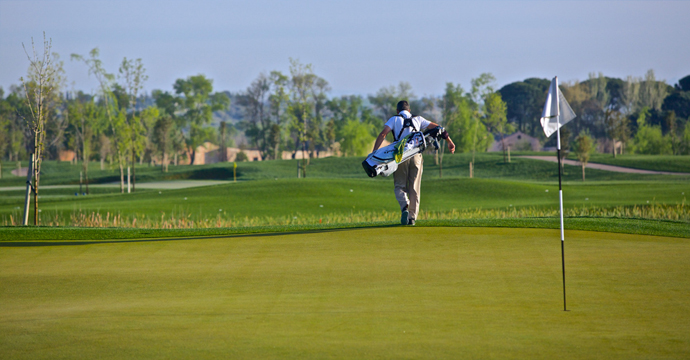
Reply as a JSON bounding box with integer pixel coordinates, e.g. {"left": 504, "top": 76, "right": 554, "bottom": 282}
{"left": 1, "top": 227, "right": 689, "bottom": 359}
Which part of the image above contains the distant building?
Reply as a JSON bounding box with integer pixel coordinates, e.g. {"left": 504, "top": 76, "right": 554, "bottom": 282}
{"left": 193, "top": 142, "right": 334, "bottom": 164}
{"left": 58, "top": 150, "right": 76, "bottom": 162}
{"left": 488, "top": 131, "right": 541, "bottom": 152}
{"left": 194, "top": 142, "right": 262, "bottom": 164}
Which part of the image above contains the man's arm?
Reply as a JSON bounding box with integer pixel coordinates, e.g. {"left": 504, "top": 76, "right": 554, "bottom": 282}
{"left": 372, "top": 126, "right": 392, "bottom": 152}
{"left": 445, "top": 136, "right": 456, "bottom": 154}
{"left": 425, "top": 122, "right": 456, "bottom": 154}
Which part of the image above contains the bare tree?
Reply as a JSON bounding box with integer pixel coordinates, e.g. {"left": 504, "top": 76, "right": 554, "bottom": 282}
{"left": 21, "top": 33, "right": 60, "bottom": 225}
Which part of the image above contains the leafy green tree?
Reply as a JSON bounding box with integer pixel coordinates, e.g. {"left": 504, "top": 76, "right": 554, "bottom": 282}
{"left": 0, "top": 88, "right": 29, "bottom": 165}
{"left": 239, "top": 73, "right": 271, "bottom": 159}
{"left": 72, "top": 48, "right": 129, "bottom": 193}
{"left": 339, "top": 119, "right": 375, "bottom": 156}
{"left": 682, "top": 122, "right": 690, "bottom": 155}
{"left": 152, "top": 89, "right": 178, "bottom": 117}
{"left": 631, "top": 108, "right": 672, "bottom": 154}
{"left": 604, "top": 109, "right": 631, "bottom": 157}
{"left": 498, "top": 79, "right": 546, "bottom": 136}
{"left": 677, "top": 75, "right": 690, "bottom": 92}
{"left": 573, "top": 131, "right": 594, "bottom": 181}
{"left": 483, "top": 92, "right": 514, "bottom": 163}
{"left": 151, "top": 89, "right": 181, "bottom": 163}
{"left": 0, "top": 88, "right": 10, "bottom": 177}
{"left": 469, "top": 73, "right": 496, "bottom": 105}
{"left": 118, "top": 57, "right": 148, "bottom": 190}
{"left": 67, "top": 94, "right": 102, "bottom": 194}
{"left": 663, "top": 111, "right": 683, "bottom": 155}
{"left": 287, "top": 59, "right": 315, "bottom": 165}
{"left": 621, "top": 75, "right": 641, "bottom": 114}
{"left": 0, "top": 89, "right": 12, "bottom": 156}
{"left": 327, "top": 95, "right": 379, "bottom": 156}
{"left": 468, "top": 74, "right": 499, "bottom": 170}
{"left": 604, "top": 77, "right": 626, "bottom": 111}
{"left": 308, "top": 76, "right": 330, "bottom": 158}
{"left": 285, "top": 59, "right": 328, "bottom": 176}
{"left": 153, "top": 115, "right": 173, "bottom": 172}
{"left": 639, "top": 69, "right": 670, "bottom": 111}
{"left": 368, "top": 82, "right": 415, "bottom": 121}
{"left": 137, "top": 106, "right": 159, "bottom": 163}
{"left": 265, "top": 71, "right": 289, "bottom": 160}
{"left": 441, "top": 83, "right": 492, "bottom": 156}
{"left": 558, "top": 125, "right": 572, "bottom": 173}
{"left": 173, "top": 74, "right": 230, "bottom": 164}
{"left": 586, "top": 72, "right": 610, "bottom": 109}
{"left": 662, "top": 90, "right": 690, "bottom": 120}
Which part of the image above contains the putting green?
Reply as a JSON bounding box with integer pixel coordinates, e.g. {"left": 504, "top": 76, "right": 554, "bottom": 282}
{"left": 1, "top": 227, "right": 688, "bottom": 359}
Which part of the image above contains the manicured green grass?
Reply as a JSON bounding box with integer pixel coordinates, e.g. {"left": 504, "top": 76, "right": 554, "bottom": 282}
{"left": 1, "top": 227, "right": 688, "bottom": 359}
{"left": 423, "top": 152, "right": 681, "bottom": 181}
{"left": 566, "top": 154, "right": 690, "bottom": 173}
{"left": 1, "top": 178, "right": 688, "bottom": 225}
{"left": 2, "top": 153, "right": 688, "bottom": 189}
{"left": 0, "top": 187, "right": 148, "bottom": 207}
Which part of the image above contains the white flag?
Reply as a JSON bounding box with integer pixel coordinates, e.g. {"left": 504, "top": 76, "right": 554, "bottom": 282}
{"left": 540, "top": 77, "right": 576, "bottom": 137}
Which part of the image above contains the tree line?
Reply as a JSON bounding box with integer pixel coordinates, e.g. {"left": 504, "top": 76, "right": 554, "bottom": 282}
{"left": 499, "top": 71, "right": 690, "bottom": 156}
{"left": 3, "top": 38, "right": 690, "bottom": 192}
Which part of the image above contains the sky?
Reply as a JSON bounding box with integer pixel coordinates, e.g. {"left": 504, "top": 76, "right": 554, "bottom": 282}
{"left": 1, "top": 0, "right": 689, "bottom": 97}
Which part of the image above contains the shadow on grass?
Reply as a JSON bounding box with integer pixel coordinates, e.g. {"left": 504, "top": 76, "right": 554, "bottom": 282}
{"left": 1, "top": 217, "right": 688, "bottom": 247}
{"left": 0, "top": 224, "right": 400, "bottom": 247}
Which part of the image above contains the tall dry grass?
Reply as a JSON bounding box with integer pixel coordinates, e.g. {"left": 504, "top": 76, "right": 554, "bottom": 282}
{"left": 3, "top": 202, "right": 688, "bottom": 228}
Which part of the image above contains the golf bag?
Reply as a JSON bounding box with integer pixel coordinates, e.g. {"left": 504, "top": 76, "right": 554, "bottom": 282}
{"left": 362, "top": 127, "right": 444, "bottom": 178}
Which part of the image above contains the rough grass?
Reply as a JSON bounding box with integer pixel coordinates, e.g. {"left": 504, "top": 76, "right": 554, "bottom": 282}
{"left": 2, "top": 203, "right": 688, "bottom": 232}
{"left": 1, "top": 227, "right": 689, "bottom": 359}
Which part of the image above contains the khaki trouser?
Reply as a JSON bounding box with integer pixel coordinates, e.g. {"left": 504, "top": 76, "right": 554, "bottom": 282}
{"left": 393, "top": 153, "right": 423, "bottom": 221}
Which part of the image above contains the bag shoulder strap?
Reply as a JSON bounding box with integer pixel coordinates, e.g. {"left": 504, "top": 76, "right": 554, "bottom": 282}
{"left": 394, "top": 114, "right": 418, "bottom": 141}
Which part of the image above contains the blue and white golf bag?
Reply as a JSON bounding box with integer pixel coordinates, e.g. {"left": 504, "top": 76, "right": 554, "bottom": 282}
{"left": 362, "top": 127, "right": 444, "bottom": 178}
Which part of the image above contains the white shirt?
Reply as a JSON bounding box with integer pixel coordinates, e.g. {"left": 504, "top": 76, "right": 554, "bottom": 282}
{"left": 384, "top": 110, "right": 431, "bottom": 141}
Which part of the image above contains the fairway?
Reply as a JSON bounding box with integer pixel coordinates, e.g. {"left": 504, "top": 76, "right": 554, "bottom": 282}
{"left": 1, "top": 228, "right": 688, "bottom": 359}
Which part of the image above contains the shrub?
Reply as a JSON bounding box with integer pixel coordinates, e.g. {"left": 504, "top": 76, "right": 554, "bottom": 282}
{"left": 235, "top": 151, "right": 249, "bottom": 162}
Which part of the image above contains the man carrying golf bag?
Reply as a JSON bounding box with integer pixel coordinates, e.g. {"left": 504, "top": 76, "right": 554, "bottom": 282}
{"left": 371, "top": 100, "right": 455, "bottom": 226}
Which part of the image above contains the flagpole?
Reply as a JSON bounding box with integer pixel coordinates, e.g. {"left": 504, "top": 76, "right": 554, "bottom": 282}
{"left": 555, "top": 76, "right": 566, "bottom": 311}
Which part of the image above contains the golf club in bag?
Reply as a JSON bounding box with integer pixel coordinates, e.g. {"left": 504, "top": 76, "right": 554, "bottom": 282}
{"left": 362, "top": 127, "right": 444, "bottom": 178}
